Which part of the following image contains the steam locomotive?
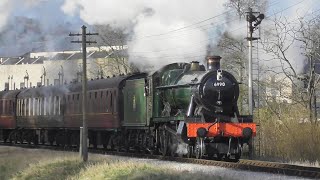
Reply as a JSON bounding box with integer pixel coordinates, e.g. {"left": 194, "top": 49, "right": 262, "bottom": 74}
{"left": 0, "top": 56, "right": 255, "bottom": 160}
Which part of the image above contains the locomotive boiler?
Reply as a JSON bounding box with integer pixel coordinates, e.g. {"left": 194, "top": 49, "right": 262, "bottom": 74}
{"left": 0, "top": 55, "right": 256, "bottom": 161}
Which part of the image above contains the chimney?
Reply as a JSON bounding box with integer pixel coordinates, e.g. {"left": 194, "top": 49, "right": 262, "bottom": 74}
{"left": 206, "top": 56, "right": 221, "bottom": 71}
{"left": 190, "top": 61, "right": 200, "bottom": 71}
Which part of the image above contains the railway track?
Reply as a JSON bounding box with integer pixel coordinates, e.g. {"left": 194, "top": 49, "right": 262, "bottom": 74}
{"left": 1, "top": 143, "right": 320, "bottom": 179}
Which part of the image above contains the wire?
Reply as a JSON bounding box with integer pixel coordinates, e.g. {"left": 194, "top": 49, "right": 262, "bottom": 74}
{"left": 128, "top": 0, "right": 319, "bottom": 60}
{"left": 134, "top": 0, "right": 281, "bottom": 40}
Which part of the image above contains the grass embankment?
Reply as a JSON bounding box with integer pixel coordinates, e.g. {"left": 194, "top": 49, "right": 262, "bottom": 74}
{"left": 0, "top": 146, "right": 228, "bottom": 180}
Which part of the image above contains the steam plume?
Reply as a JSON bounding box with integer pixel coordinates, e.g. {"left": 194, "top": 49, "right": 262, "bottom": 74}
{"left": 62, "top": 0, "right": 228, "bottom": 70}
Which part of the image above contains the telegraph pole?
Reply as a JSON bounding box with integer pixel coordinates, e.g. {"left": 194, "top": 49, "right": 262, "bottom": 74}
{"left": 69, "top": 25, "right": 98, "bottom": 162}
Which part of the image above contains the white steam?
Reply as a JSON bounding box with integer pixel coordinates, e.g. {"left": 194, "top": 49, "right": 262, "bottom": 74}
{"left": 0, "top": 0, "right": 12, "bottom": 31}
{"left": 0, "top": 0, "right": 83, "bottom": 56}
{"left": 62, "top": 0, "right": 228, "bottom": 70}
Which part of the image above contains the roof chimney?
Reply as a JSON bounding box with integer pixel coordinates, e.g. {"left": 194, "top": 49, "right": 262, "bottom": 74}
{"left": 206, "top": 56, "right": 221, "bottom": 71}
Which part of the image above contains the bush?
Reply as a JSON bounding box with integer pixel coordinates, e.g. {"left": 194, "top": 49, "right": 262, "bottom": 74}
{"left": 256, "top": 103, "right": 320, "bottom": 162}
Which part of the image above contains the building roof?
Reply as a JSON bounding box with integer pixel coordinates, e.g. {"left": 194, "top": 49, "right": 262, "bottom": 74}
{"left": 1, "top": 57, "right": 22, "bottom": 65}
{"left": 51, "top": 53, "right": 74, "bottom": 60}
{"left": 0, "top": 49, "right": 128, "bottom": 65}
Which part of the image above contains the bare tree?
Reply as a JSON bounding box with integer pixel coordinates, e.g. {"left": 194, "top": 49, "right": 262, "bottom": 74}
{"left": 93, "top": 25, "right": 137, "bottom": 75}
{"left": 225, "top": 0, "right": 268, "bottom": 20}
{"left": 262, "top": 14, "right": 320, "bottom": 123}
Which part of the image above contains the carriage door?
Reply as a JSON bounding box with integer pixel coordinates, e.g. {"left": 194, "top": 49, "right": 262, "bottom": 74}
{"left": 123, "top": 78, "right": 147, "bottom": 126}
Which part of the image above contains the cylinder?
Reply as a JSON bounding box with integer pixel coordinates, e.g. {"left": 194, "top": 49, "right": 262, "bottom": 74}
{"left": 207, "top": 56, "right": 221, "bottom": 71}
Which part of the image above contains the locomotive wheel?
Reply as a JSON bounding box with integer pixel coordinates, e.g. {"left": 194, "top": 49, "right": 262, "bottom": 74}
{"left": 234, "top": 146, "right": 241, "bottom": 162}
{"left": 33, "top": 134, "right": 39, "bottom": 145}
{"left": 248, "top": 139, "right": 254, "bottom": 159}
{"left": 169, "top": 136, "right": 176, "bottom": 157}
{"left": 40, "top": 130, "right": 45, "bottom": 145}
{"left": 147, "top": 133, "right": 155, "bottom": 155}
{"left": 8, "top": 131, "right": 17, "bottom": 144}
{"left": 124, "top": 137, "right": 130, "bottom": 152}
{"left": 216, "top": 154, "right": 223, "bottom": 161}
{"left": 235, "top": 153, "right": 241, "bottom": 162}
{"left": 186, "top": 145, "right": 193, "bottom": 158}
{"left": 159, "top": 130, "right": 168, "bottom": 156}
{"left": 195, "top": 137, "right": 204, "bottom": 159}
{"left": 109, "top": 135, "right": 115, "bottom": 150}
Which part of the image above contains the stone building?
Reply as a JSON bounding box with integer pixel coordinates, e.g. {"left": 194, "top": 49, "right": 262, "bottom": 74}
{"left": 0, "top": 47, "right": 129, "bottom": 91}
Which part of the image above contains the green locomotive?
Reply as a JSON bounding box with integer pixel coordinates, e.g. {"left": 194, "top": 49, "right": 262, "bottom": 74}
{"left": 121, "top": 56, "right": 255, "bottom": 160}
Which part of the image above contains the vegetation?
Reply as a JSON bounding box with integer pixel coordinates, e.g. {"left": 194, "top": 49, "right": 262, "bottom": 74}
{"left": 256, "top": 103, "right": 320, "bottom": 162}
{"left": 0, "top": 146, "right": 228, "bottom": 180}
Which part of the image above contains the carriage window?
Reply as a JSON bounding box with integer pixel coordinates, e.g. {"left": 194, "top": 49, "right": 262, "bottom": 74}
{"left": 5, "top": 100, "right": 8, "bottom": 115}
{"left": 20, "top": 100, "right": 22, "bottom": 116}
{"left": 34, "top": 98, "right": 37, "bottom": 115}
{"left": 21, "top": 100, "right": 23, "bottom": 116}
{"left": 110, "top": 93, "right": 113, "bottom": 112}
{"left": 2, "top": 100, "right": 5, "bottom": 115}
{"left": 40, "top": 98, "right": 42, "bottom": 115}
{"left": 48, "top": 96, "right": 51, "bottom": 115}
{"left": 114, "top": 91, "right": 117, "bottom": 113}
{"left": 106, "top": 91, "right": 109, "bottom": 112}
{"left": 16, "top": 100, "right": 18, "bottom": 116}
{"left": 95, "top": 92, "right": 97, "bottom": 99}
{"left": 28, "top": 98, "right": 31, "bottom": 116}
{"left": 38, "top": 98, "right": 41, "bottom": 115}
{"left": 21, "top": 99, "right": 24, "bottom": 116}
{"left": 76, "top": 94, "right": 80, "bottom": 113}
{"left": 0, "top": 100, "right": 2, "bottom": 115}
{"left": 57, "top": 96, "right": 61, "bottom": 115}
{"left": 12, "top": 101, "right": 14, "bottom": 115}
{"left": 44, "top": 97, "right": 47, "bottom": 115}
{"left": 30, "top": 98, "right": 36, "bottom": 116}
{"left": 6, "top": 100, "right": 9, "bottom": 115}
{"left": 53, "top": 96, "right": 56, "bottom": 115}
{"left": 18, "top": 99, "right": 20, "bottom": 116}
{"left": 6, "top": 100, "right": 8, "bottom": 115}
{"left": 57, "top": 96, "right": 60, "bottom": 115}
{"left": 26, "top": 98, "right": 30, "bottom": 116}
{"left": 4, "top": 100, "right": 7, "bottom": 115}
{"left": 53, "top": 96, "right": 58, "bottom": 115}
{"left": 8, "top": 100, "right": 11, "bottom": 115}
{"left": 42, "top": 97, "right": 45, "bottom": 116}
{"left": 31, "top": 98, "right": 34, "bottom": 116}
{"left": 3, "top": 100, "right": 5, "bottom": 115}
{"left": 36, "top": 98, "right": 39, "bottom": 115}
